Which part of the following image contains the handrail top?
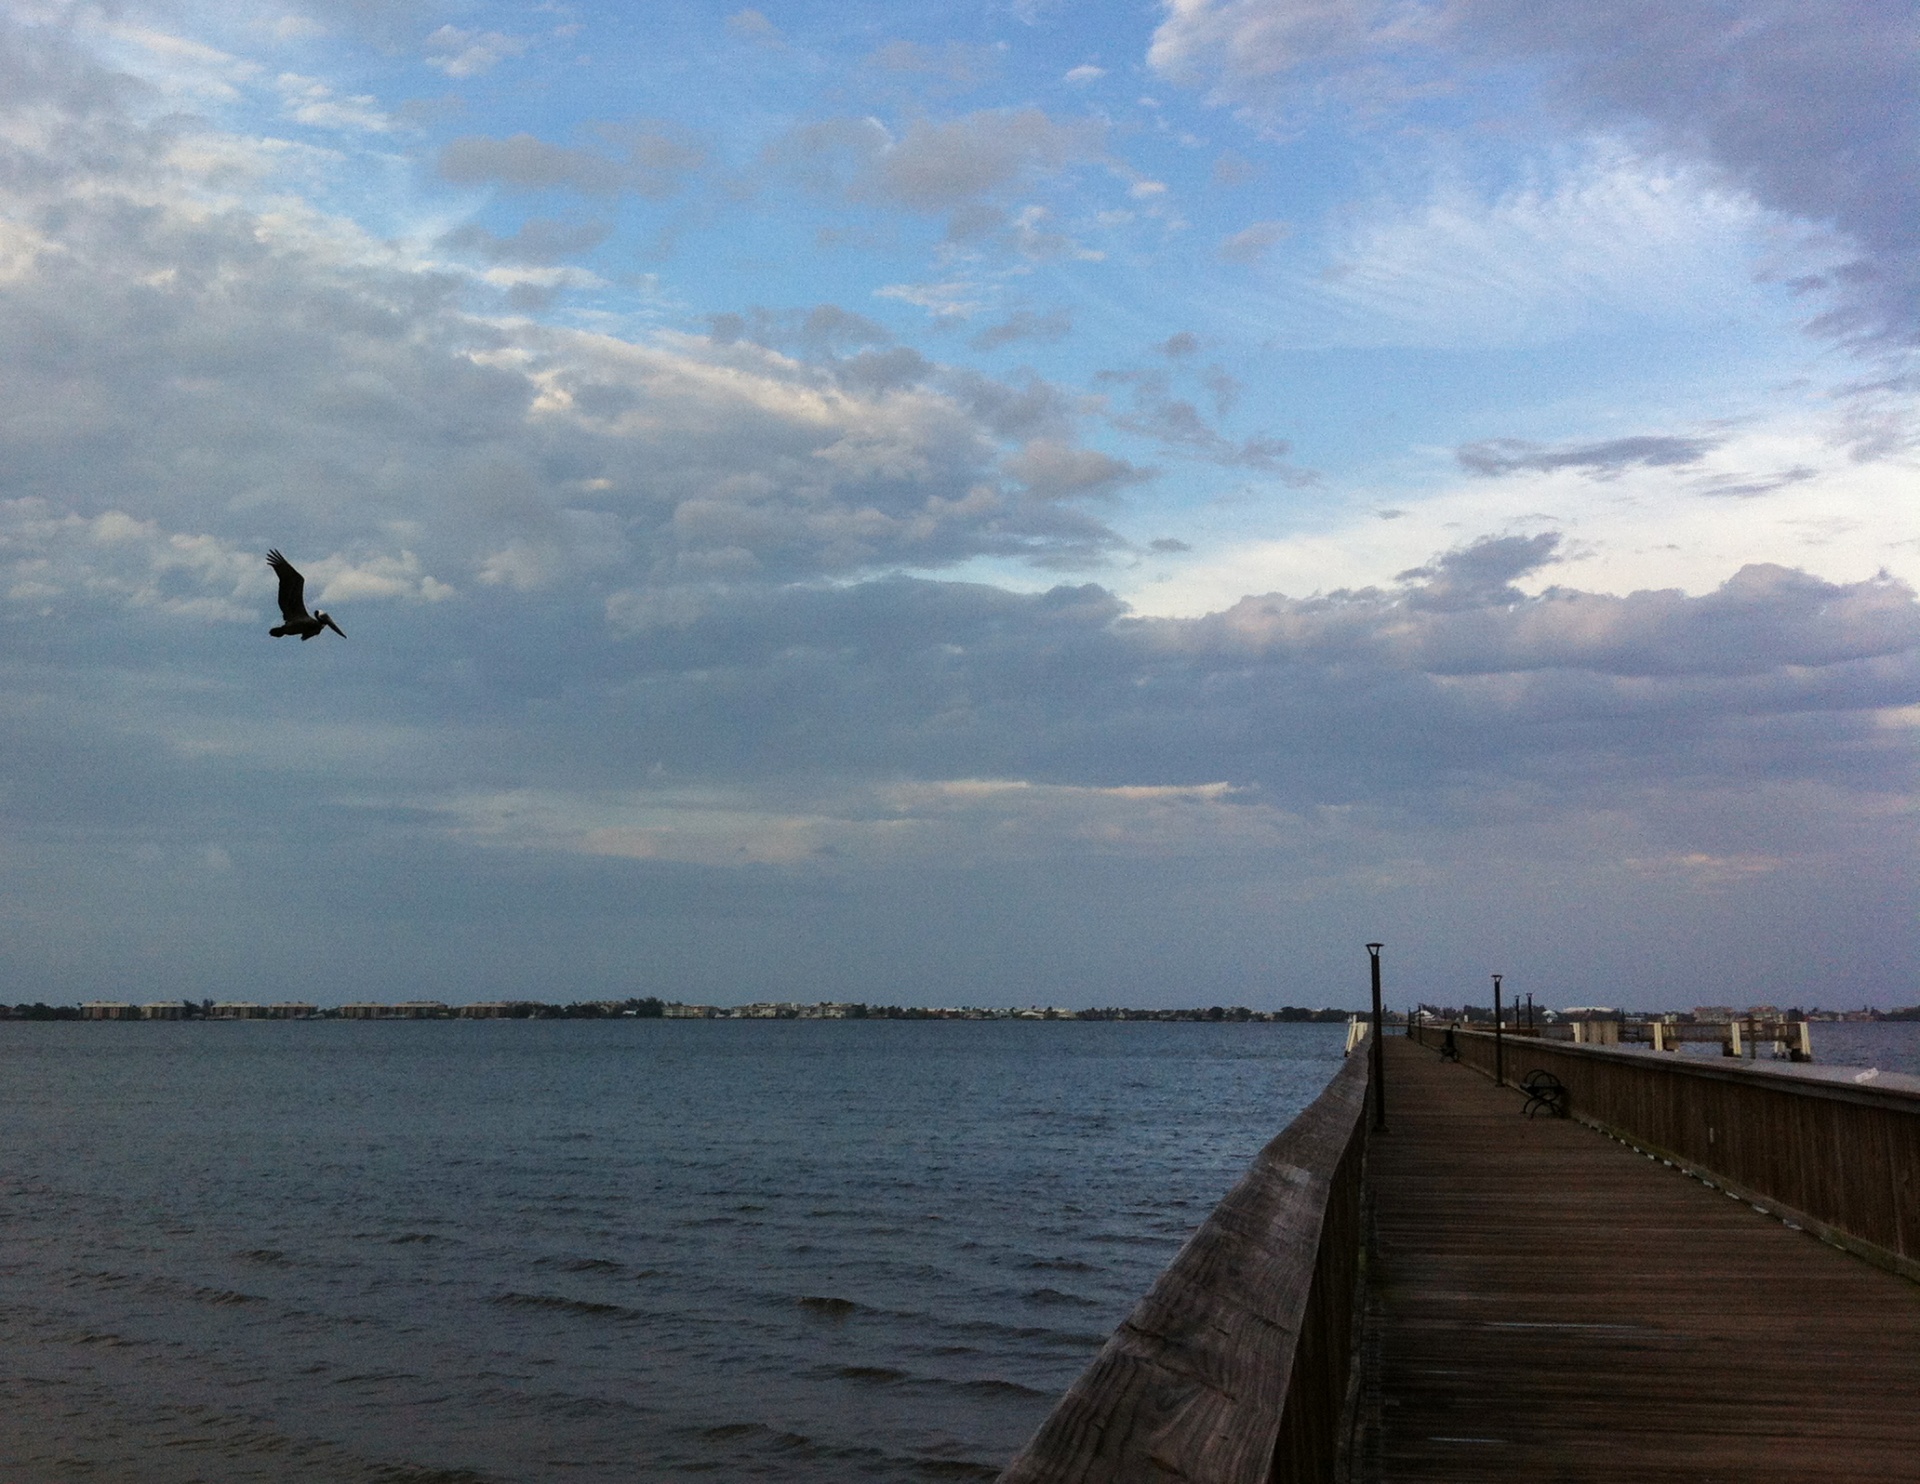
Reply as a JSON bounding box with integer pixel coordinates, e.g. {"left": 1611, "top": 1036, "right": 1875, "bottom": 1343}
{"left": 1444, "top": 1028, "right": 1920, "bottom": 1113}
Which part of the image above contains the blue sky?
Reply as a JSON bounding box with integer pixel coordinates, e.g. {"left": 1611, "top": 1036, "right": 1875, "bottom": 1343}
{"left": 1, "top": 0, "right": 1915, "bottom": 1009}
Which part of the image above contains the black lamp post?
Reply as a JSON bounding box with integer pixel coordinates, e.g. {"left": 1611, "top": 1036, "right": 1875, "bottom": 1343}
{"left": 1492, "top": 973, "right": 1504, "bottom": 1087}
{"left": 1367, "top": 943, "right": 1386, "bottom": 1132}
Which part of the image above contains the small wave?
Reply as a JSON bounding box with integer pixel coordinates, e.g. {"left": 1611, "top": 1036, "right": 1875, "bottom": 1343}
{"left": 835, "top": 1363, "right": 909, "bottom": 1384}
{"left": 389, "top": 1231, "right": 454, "bottom": 1245}
{"left": 948, "top": 1317, "right": 1109, "bottom": 1347}
{"left": 1022, "top": 1257, "right": 1099, "bottom": 1273}
{"left": 1024, "top": 1286, "right": 1100, "bottom": 1308}
{"left": 125, "top": 1274, "right": 269, "bottom": 1307}
{"left": 69, "top": 1328, "right": 149, "bottom": 1348}
{"left": 796, "top": 1294, "right": 863, "bottom": 1318}
{"left": 235, "top": 1247, "right": 293, "bottom": 1266}
{"left": 66, "top": 1268, "right": 136, "bottom": 1290}
{"left": 491, "top": 1291, "right": 644, "bottom": 1321}
{"left": 906, "top": 1457, "right": 1005, "bottom": 1480}
{"left": 532, "top": 1256, "right": 624, "bottom": 1274}
{"left": 698, "top": 1419, "right": 834, "bottom": 1456}
{"left": 955, "top": 1376, "right": 1053, "bottom": 1399}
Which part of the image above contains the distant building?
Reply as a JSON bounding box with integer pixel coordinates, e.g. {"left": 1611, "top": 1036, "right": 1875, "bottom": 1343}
{"left": 81, "top": 1002, "right": 139, "bottom": 1020}
{"left": 267, "top": 1003, "right": 317, "bottom": 1019}
{"left": 140, "top": 1002, "right": 186, "bottom": 1020}
{"left": 662, "top": 1003, "right": 715, "bottom": 1018}
{"left": 208, "top": 1002, "right": 266, "bottom": 1019}
{"left": 336, "top": 1003, "right": 386, "bottom": 1019}
{"left": 1693, "top": 1006, "right": 1735, "bottom": 1023}
{"left": 458, "top": 1002, "right": 520, "bottom": 1018}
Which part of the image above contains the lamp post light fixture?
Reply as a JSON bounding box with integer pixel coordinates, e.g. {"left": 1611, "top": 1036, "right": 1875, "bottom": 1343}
{"left": 1367, "top": 943, "right": 1386, "bottom": 1132}
{"left": 1491, "top": 973, "right": 1505, "bottom": 1088}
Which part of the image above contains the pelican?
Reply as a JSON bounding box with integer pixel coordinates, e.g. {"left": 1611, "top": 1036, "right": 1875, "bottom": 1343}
{"left": 265, "top": 550, "right": 345, "bottom": 640}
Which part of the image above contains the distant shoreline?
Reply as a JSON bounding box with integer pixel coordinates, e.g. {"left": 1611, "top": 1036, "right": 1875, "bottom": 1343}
{"left": 9, "top": 999, "right": 1356, "bottom": 1023}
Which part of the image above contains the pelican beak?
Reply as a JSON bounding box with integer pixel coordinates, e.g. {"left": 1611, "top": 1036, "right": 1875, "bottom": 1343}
{"left": 323, "top": 614, "right": 346, "bottom": 637}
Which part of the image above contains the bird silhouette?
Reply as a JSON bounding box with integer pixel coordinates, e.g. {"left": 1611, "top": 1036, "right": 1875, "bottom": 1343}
{"left": 266, "top": 550, "right": 345, "bottom": 640}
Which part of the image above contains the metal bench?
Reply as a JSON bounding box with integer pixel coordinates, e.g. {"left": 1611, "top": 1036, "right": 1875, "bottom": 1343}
{"left": 1520, "top": 1069, "right": 1568, "bottom": 1118}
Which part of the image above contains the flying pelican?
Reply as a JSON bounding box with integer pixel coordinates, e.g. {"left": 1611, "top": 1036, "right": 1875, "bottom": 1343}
{"left": 265, "top": 550, "right": 345, "bottom": 640}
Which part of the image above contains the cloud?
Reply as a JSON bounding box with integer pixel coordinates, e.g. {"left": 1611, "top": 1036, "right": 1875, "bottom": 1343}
{"left": 1458, "top": 433, "right": 1721, "bottom": 477}
{"left": 1004, "top": 439, "right": 1153, "bottom": 500}
{"left": 439, "top": 217, "right": 613, "bottom": 265}
{"left": 423, "top": 25, "right": 530, "bottom": 79}
{"left": 971, "top": 308, "right": 1073, "bottom": 351}
{"left": 276, "top": 73, "right": 390, "bottom": 132}
{"left": 1064, "top": 64, "right": 1107, "bottom": 85}
{"left": 866, "top": 40, "right": 1000, "bottom": 89}
{"left": 1298, "top": 148, "right": 1781, "bottom": 348}
{"left": 1218, "top": 218, "right": 1290, "bottom": 262}
{"left": 1393, "top": 530, "right": 1561, "bottom": 609}
{"left": 0, "top": 45, "right": 1154, "bottom": 621}
{"left": 773, "top": 107, "right": 1104, "bottom": 215}
{"left": 725, "top": 10, "right": 787, "bottom": 49}
{"left": 1149, "top": 0, "right": 1920, "bottom": 346}
{"left": 1456, "top": 0, "right": 1920, "bottom": 347}
{"left": 1097, "top": 369, "right": 1314, "bottom": 478}
{"left": 438, "top": 126, "right": 705, "bottom": 199}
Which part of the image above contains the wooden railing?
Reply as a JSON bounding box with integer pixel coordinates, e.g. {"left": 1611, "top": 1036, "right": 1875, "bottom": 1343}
{"left": 998, "top": 1051, "right": 1370, "bottom": 1484}
{"left": 1412, "top": 1024, "right": 1920, "bottom": 1282}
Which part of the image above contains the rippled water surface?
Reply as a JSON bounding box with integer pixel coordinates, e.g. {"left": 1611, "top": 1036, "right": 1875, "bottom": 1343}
{"left": 0, "top": 1019, "right": 1344, "bottom": 1482}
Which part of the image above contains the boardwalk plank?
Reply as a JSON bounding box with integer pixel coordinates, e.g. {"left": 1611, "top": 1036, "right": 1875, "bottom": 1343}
{"left": 1369, "top": 1037, "right": 1920, "bottom": 1484}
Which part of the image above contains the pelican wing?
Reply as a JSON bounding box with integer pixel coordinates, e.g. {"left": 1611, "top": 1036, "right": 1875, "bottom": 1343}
{"left": 266, "top": 550, "right": 310, "bottom": 623}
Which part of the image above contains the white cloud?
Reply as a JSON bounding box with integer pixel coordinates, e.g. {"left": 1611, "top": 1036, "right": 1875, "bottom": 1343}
{"left": 276, "top": 73, "right": 390, "bottom": 132}
{"left": 423, "top": 25, "right": 530, "bottom": 79}
{"left": 1218, "top": 217, "right": 1290, "bottom": 262}
{"left": 1282, "top": 148, "right": 1796, "bottom": 348}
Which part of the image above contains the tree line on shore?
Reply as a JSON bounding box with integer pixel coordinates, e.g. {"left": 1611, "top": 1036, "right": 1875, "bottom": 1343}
{"left": 0, "top": 999, "right": 1365, "bottom": 1022}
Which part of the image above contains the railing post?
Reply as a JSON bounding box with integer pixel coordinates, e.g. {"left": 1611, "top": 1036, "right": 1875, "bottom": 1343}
{"left": 1367, "top": 943, "right": 1386, "bottom": 1132}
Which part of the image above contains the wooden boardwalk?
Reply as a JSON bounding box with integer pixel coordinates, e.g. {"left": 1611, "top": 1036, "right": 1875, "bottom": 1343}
{"left": 1364, "top": 1036, "right": 1920, "bottom": 1483}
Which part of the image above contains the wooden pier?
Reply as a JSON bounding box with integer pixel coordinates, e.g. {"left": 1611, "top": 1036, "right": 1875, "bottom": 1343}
{"left": 1001, "top": 1029, "right": 1920, "bottom": 1484}
{"left": 1362, "top": 1034, "right": 1920, "bottom": 1481}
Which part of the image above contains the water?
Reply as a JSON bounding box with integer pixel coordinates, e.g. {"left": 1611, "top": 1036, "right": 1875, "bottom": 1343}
{"left": 1792, "top": 1020, "right": 1920, "bottom": 1078}
{"left": 0, "top": 1019, "right": 1344, "bottom": 1482}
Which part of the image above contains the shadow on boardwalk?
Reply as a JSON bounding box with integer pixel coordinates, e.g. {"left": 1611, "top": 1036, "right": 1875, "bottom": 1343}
{"left": 1364, "top": 1035, "right": 1920, "bottom": 1484}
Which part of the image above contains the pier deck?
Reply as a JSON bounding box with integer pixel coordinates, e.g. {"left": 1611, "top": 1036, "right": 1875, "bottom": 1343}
{"left": 1365, "top": 1035, "right": 1920, "bottom": 1483}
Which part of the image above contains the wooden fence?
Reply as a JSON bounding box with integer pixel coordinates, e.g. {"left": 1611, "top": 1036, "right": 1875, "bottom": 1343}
{"left": 1412, "top": 1024, "right": 1920, "bottom": 1282}
{"left": 997, "top": 1051, "right": 1370, "bottom": 1484}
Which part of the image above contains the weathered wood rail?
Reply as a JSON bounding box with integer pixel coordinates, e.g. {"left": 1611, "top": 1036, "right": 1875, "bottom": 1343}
{"left": 1412, "top": 1023, "right": 1920, "bottom": 1281}
{"left": 997, "top": 1051, "right": 1370, "bottom": 1484}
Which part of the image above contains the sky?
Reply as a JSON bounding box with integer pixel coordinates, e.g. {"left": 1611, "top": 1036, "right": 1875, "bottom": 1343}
{"left": 0, "top": 0, "right": 1915, "bottom": 1012}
